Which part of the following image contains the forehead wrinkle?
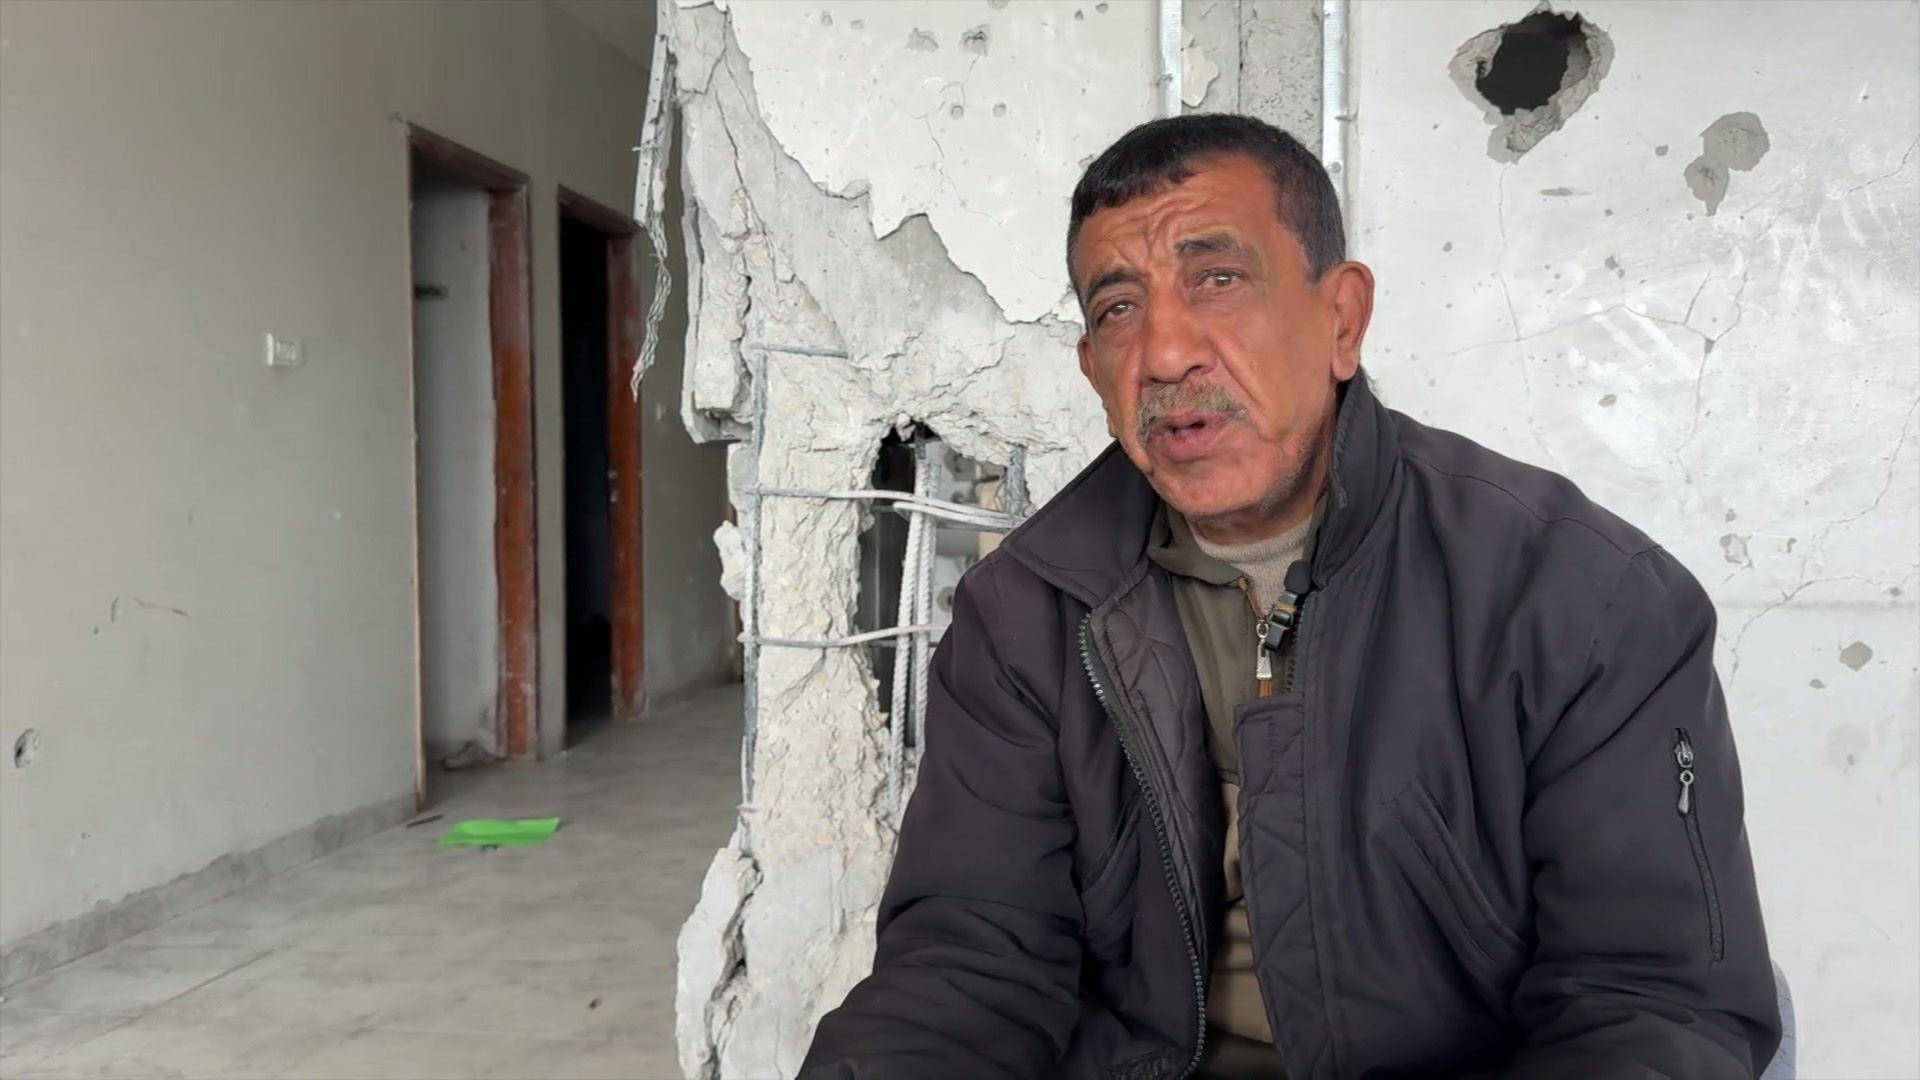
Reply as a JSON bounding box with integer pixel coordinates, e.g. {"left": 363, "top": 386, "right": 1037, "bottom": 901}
{"left": 1076, "top": 167, "right": 1273, "bottom": 293}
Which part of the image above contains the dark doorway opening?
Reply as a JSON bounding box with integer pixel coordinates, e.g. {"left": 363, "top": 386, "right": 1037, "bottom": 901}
{"left": 558, "top": 189, "right": 645, "bottom": 744}
{"left": 561, "top": 213, "right": 614, "bottom": 731}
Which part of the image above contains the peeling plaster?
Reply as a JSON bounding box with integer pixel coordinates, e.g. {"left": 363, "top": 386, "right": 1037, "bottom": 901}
{"left": 665, "top": 4, "right": 1122, "bottom": 1075}
{"left": 715, "top": 0, "right": 1159, "bottom": 322}
{"left": 1182, "top": 31, "right": 1220, "bottom": 108}
{"left": 1685, "top": 111, "right": 1771, "bottom": 216}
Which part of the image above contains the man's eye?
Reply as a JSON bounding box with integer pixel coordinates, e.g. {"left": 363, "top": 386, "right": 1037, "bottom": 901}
{"left": 1203, "top": 270, "right": 1241, "bottom": 287}
{"left": 1096, "top": 300, "right": 1134, "bottom": 325}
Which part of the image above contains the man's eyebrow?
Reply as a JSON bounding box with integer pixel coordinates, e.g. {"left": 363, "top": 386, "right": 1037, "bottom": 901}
{"left": 1173, "top": 231, "right": 1249, "bottom": 260}
{"left": 1083, "top": 264, "right": 1142, "bottom": 300}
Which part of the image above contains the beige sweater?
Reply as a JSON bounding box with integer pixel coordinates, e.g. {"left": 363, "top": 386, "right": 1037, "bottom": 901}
{"left": 1148, "top": 503, "right": 1321, "bottom": 1075}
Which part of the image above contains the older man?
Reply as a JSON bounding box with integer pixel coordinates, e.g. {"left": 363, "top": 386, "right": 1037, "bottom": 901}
{"left": 802, "top": 115, "right": 1780, "bottom": 1078}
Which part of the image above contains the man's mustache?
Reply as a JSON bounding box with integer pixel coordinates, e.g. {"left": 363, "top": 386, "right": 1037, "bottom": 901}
{"left": 1134, "top": 383, "right": 1250, "bottom": 445}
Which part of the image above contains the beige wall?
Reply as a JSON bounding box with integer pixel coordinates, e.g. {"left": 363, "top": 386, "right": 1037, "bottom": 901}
{"left": 0, "top": 0, "right": 654, "bottom": 953}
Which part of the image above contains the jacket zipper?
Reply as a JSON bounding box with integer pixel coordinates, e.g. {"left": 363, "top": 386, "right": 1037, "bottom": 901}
{"left": 1672, "top": 728, "right": 1726, "bottom": 962}
{"left": 1080, "top": 617, "right": 1207, "bottom": 1079}
{"left": 1261, "top": 571, "right": 1312, "bottom": 693}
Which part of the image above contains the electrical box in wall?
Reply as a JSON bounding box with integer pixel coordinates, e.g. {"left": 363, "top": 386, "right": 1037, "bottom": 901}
{"left": 264, "top": 333, "right": 304, "bottom": 368}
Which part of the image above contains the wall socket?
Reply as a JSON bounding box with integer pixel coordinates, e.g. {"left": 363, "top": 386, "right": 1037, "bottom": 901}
{"left": 264, "top": 333, "right": 304, "bottom": 368}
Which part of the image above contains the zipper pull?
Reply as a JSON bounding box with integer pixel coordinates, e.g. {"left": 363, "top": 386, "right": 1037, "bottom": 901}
{"left": 1255, "top": 619, "right": 1273, "bottom": 681}
{"left": 1673, "top": 729, "right": 1696, "bottom": 816}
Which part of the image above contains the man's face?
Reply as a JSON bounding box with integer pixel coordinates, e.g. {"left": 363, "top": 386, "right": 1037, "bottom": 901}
{"left": 1072, "top": 154, "right": 1371, "bottom": 536}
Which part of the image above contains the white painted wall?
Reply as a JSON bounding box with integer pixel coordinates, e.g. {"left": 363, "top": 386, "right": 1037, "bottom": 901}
{"left": 1350, "top": 2, "right": 1920, "bottom": 1074}
{"left": 0, "top": 1, "right": 655, "bottom": 961}
{"left": 409, "top": 177, "right": 499, "bottom": 757}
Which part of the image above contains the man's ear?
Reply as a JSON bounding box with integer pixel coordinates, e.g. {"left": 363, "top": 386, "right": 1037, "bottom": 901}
{"left": 1325, "top": 260, "right": 1375, "bottom": 381}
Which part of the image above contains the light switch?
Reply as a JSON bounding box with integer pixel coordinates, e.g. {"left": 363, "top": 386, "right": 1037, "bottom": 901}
{"left": 265, "top": 333, "right": 304, "bottom": 368}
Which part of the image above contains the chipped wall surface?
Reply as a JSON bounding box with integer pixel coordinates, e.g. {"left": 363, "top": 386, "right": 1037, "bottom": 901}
{"left": 716, "top": 0, "right": 1158, "bottom": 324}
{"left": 664, "top": 1, "right": 1156, "bottom": 1074}
{"left": 1351, "top": 1, "right": 1919, "bottom": 1073}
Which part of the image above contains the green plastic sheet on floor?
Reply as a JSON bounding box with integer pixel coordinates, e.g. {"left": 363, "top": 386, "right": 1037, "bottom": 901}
{"left": 437, "top": 817, "right": 561, "bottom": 847}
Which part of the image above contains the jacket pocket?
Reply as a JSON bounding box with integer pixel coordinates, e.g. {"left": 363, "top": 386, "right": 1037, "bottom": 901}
{"left": 1383, "top": 783, "right": 1528, "bottom": 980}
{"left": 1078, "top": 796, "right": 1143, "bottom": 965}
{"left": 1672, "top": 727, "right": 1727, "bottom": 964}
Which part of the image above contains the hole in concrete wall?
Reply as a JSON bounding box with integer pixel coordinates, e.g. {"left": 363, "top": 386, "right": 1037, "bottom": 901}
{"left": 1451, "top": 6, "right": 1613, "bottom": 161}
{"left": 1474, "top": 11, "right": 1582, "bottom": 113}
{"left": 855, "top": 430, "right": 1010, "bottom": 734}
{"left": 857, "top": 433, "right": 916, "bottom": 713}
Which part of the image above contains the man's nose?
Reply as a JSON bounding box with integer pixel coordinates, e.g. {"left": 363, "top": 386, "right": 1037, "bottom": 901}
{"left": 1139, "top": 296, "right": 1214, "bottom": 385}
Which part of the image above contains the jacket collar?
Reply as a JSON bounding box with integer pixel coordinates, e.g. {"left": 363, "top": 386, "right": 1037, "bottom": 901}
{"left": 1002, "top": 369, "right": 1398, "bottom": 607}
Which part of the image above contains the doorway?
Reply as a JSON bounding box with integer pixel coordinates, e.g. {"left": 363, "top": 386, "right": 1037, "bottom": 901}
{"left": 558, "top": 189, "right": 645, "bottom": 742}
{"left": 405, "top": 127, "right": 538, "bottom": 805}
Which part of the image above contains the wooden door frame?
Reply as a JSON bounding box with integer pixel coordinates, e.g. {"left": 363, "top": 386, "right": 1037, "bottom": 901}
{"left": 406, "top": 125, "right": 541, "bottom": 771}
{"left": 557, "top": 186, "right": 645, "bottom": 723}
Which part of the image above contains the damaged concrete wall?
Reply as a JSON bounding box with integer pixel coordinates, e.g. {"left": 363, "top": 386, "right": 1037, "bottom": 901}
{"left": 1350, "top": 2, "right": 1919, "bottom": 1074}
{"left": 664, "top": 1, "right": 1158, "bottom": 1074}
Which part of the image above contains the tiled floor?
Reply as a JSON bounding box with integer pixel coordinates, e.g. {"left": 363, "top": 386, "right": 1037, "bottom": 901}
{"left": 0, "top": 685, "right": 744, "bottom": 1080}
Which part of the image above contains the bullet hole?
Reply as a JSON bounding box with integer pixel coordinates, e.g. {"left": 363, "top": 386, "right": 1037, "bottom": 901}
{"left": 851, "top": 18, "right": 864, "bottom": 29}
{"left": 1097, "top": 1, "right": 1109, "bottom": 10}
{"left": 949, "top": 105, "right": 965, "bottom": 119}
{"left": 1451, "top": 7, "right": 1613, "bottom": 161}
{"left": 1540, "top": 186, "right": 1576, "bottom": 196}
{"left": 1074, "top": 9, "right": 1085, "bottom": 20}
{"left": 906, "top": 28, "right": 938, "bottom": 51}
{"left": 960, "top": 24, "right": 990, "bottom": 55}
{"left": 1725, "top": 509, "right": 1738, "bottom": 522}
{"left": 1599, "top": 393, "right": 1617, "bottom": 407}
{"left": 1685, "top": 112, "right": 1770, "bottom": 216}
{"left": 819, "top": 11, "right": 831, "bottom": 26}
{"left": 1604, "top": 255, "right": 1623, "bottom": 278}
{"left": 13, "top": 729, "right": 39, "bottom": 768}
{"left": 1809, "top": 678, "right": 1826, "bottom": 689}
{"left": 1655, "top": 144, "right": 1670, "bottom": 156}
{"left": 1442, "top": 241, "right": 1454, "bottom": 252}
{"left": 1839, "top": 640, "right": 1874, "bottom": 671}
{"left": 1603, "top": 208, "right": 1614, "bottom": 216}
{"left": 993, "top": 103, "right": 1007, "bottom": 117}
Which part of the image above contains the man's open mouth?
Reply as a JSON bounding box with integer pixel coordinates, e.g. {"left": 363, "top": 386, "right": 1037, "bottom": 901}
{"left": 1148, "top": 410, "right": 1236, "bottom": 462}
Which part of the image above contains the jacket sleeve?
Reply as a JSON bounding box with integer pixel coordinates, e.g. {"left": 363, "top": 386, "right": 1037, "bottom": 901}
{"left": 800, "top": 563, "right": 1083, "bottom": 1078}
{"left": 1501, "top": 547, "right": 1782, "bottom": 1078}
